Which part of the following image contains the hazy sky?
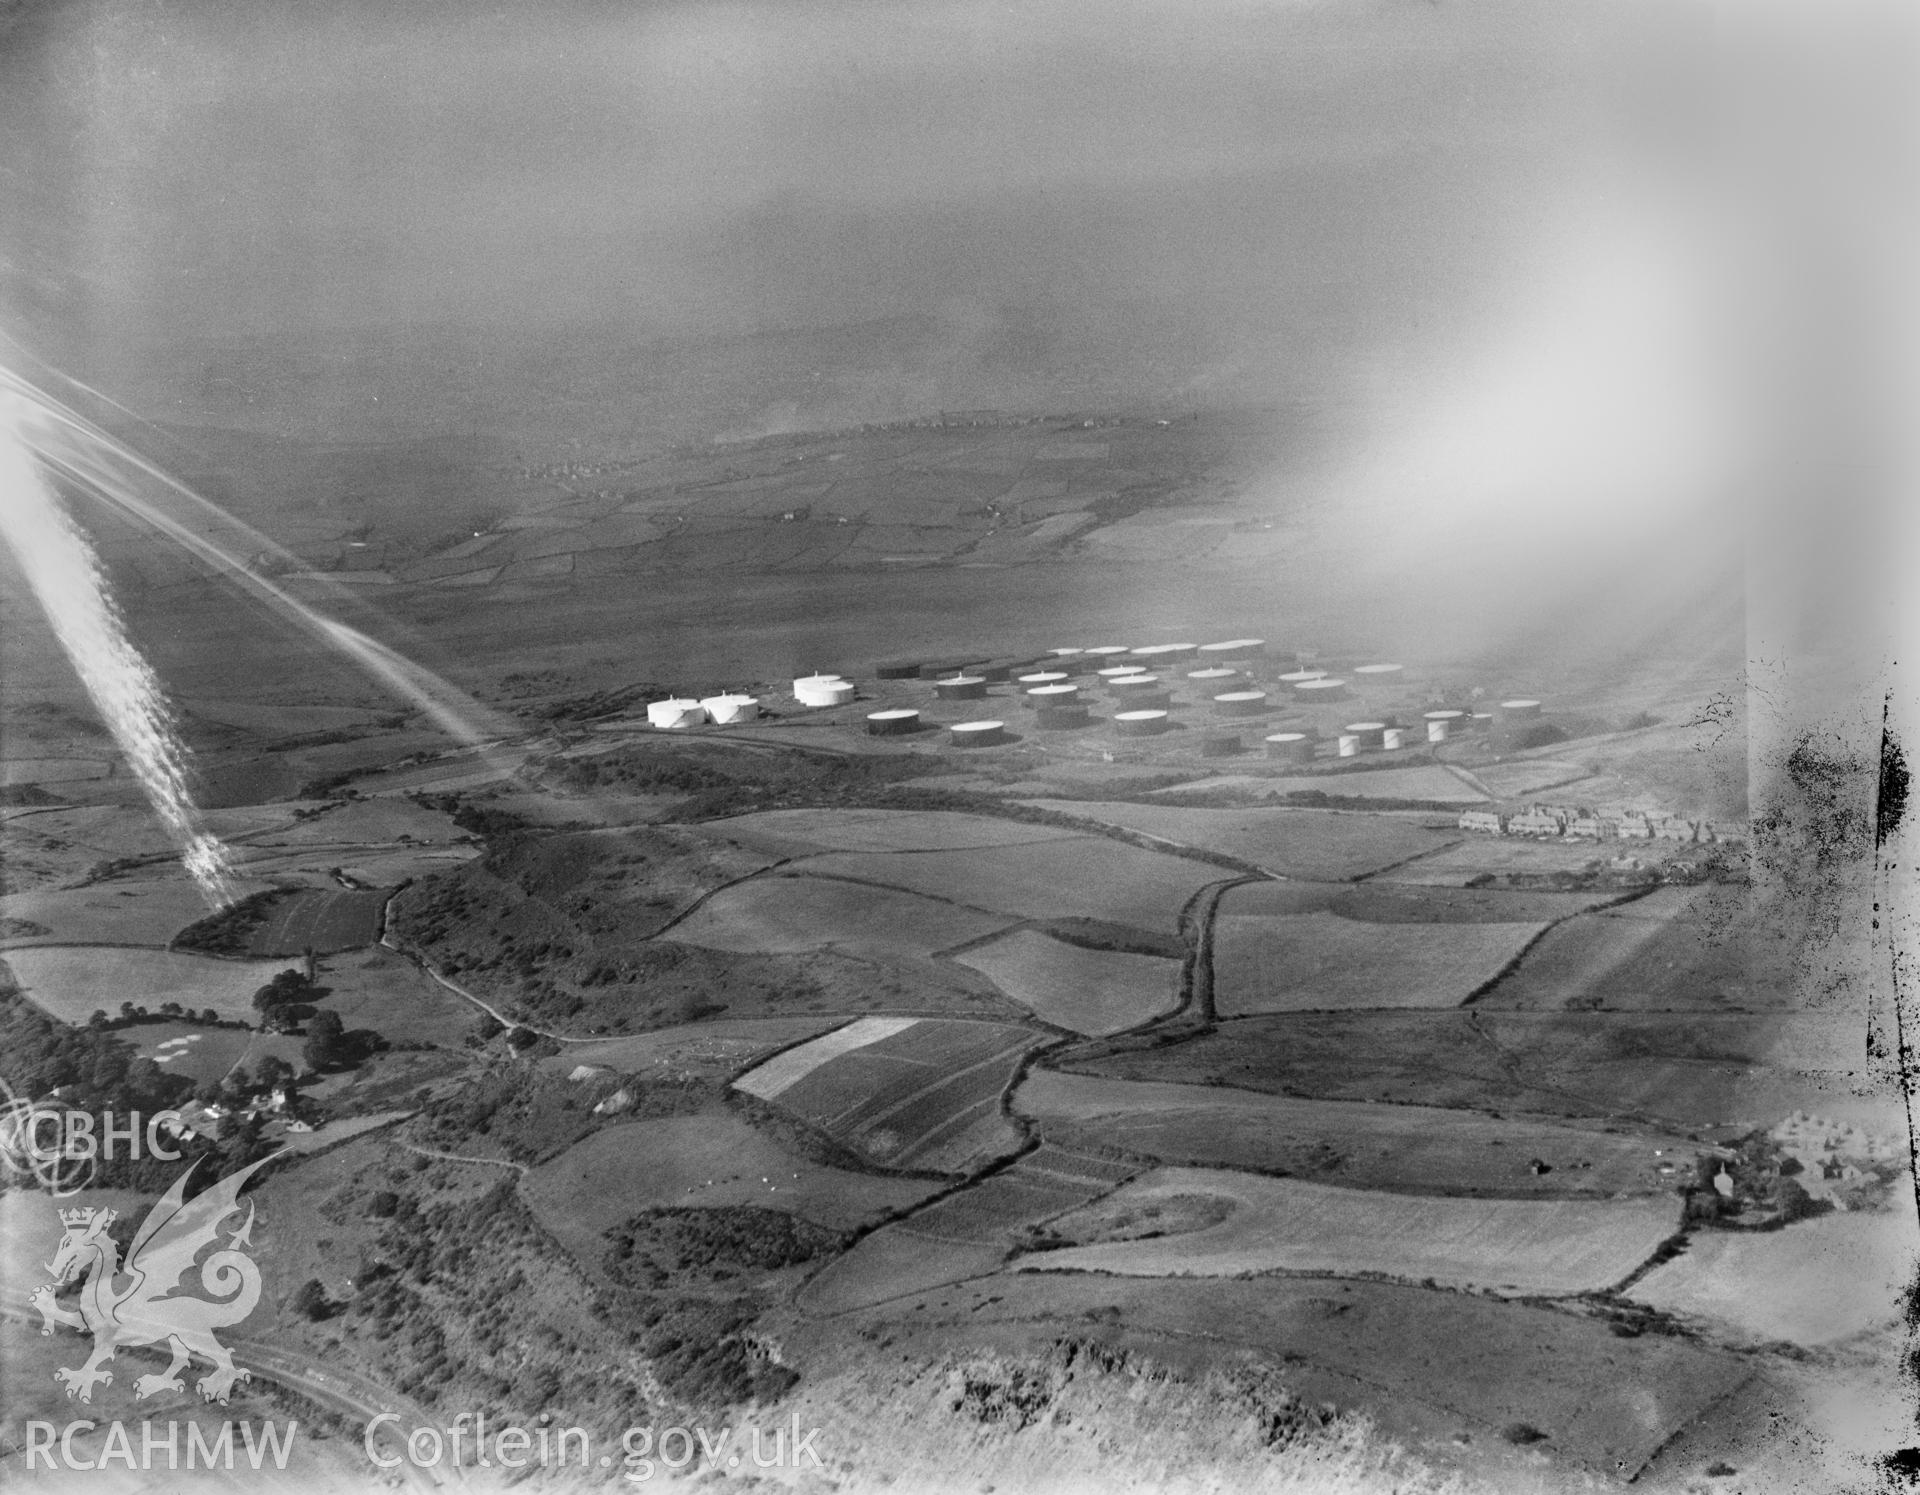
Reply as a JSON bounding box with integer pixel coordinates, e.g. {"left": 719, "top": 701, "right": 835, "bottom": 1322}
{"left": 1, "top": 0, "right": 1704, "bottom": 375}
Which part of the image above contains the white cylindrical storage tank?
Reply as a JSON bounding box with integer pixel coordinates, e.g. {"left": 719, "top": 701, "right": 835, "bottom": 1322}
{"left": 1025, "top": 682, "right": 1080, "bottom": 706}
{"left": 647, "top": 699, "right": 708, "bottom": 729}
{"left": 1353, "top": 663, "right": 1406, "bottom": 686}
{"left": 1016, "top": 671, "right": 1070, "bottom": 690}
{"left": 1498, "top": 698, "right": 1544, "bottom": 719}
{"left": 1186, "top": 666, "right": 1241, "bottom": 690}
{"left": 1277, "top": 668, "right": 1328, "bottom": 688}
{"left": 1468, "top": 711, "right": 1495, "bottom": 733}
{"left": 1337, "top": 733, "right": 1360, "bottom": 757}
{"left": 1128, "top": 643, "right": 1198, "bottom": 662}
{"left": 1198, "top": 638, "right": 1267, "bottom": 661}
{"left": 1293, "top": 676, "right": 1348, "bottom": 702}
{"left": 1046, "top": 648, "right": 1084, "bottom": 660}
{"left": 1264, "top": 731, "right": 1315, "bottom": 764}
{"left": 866, "top": 708, "right": 921, "bottom": 737}
{"left": 1082, "top": 645, "right": 1131, "bottom": 659}
{"left": 1382, "top": 727, "right": 1408, "bottom": 751}
{"left": 1114, "top": 709, "right": 1170, "bottom": 737}
{"left": 1426, "top": 718, "right": 1451, "bottom": 743}
{"left": 935, "top": 676, "right": 988, "bottom": 701}
{"left": 1109, "top": 672, "right": 1163, "bottom": 696}
{"left": 949, "top": 720, "right": 1008, "bottom": 747}
{"left": 1424, "top": 709, "right": 1464, "bottom": 743}
{"left": 1345, "top": 721, "right": 1388, "bottom": 750}
{"left": 794, "top": 677, "right": 857, "bottom": 708}
{"left": 700, "top": 694, "right": 760, "bottom": 725}
{"left": 1214, "top": 690, "right": 1270, "bottom": 718}
{"left": 1096, "top": 665, "right": 1149, "bottom": 683}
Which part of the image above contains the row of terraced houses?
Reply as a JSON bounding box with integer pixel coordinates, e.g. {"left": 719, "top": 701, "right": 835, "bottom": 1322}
{"left": 1457, "top": 805, "right": 1730, "bottom": 842}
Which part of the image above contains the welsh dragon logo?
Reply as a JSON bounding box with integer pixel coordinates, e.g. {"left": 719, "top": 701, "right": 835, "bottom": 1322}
{"left": 29, "top": 1153, "right": 277, "bottom": 1405}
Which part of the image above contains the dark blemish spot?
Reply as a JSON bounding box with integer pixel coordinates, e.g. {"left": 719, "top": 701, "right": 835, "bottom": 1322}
{"left": 1879, "top": 1448, "right": 1920, "bottom": 1484}
{"left": 1880, "top": 713, "right": 1910, "bottom": 847}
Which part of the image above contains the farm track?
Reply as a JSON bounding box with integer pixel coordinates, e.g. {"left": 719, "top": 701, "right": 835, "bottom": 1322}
{"left": 1182, "top": 876, "right": 1255, "bottom": 1026}
{"left": 398, "top": 1141, "right": 530, "bottom": 1173}
{"left": 378, "top": 927, "right": 596, "bottom": 1045}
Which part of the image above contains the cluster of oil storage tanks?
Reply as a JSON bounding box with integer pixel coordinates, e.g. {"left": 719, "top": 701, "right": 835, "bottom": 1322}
{"left": 640, "top": 641, "right": 1552, "bottom": 758}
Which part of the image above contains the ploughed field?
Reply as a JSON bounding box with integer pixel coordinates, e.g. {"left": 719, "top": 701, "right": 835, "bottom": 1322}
{"left": 733, "top": 1017, "right": 1050, "bottom": 1173}
{"left": 245, "top": 886, "right": 389, "bottom": 955}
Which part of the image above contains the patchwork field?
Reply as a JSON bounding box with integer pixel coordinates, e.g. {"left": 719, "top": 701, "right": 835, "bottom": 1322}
{"left": 1147, "top": 764, "right": 1489, "bottom": 804}
{"left": 792, "top": 838, "right": 1221, "bottom": 934}
{"left": 1212, "top": 908, "right": 1544, "bottom": 1013}
{"left": 735, "top": 1016, "right": 924, "bottom": 1099}
{"left": 246, "top": 886, "right": 389, "bottom": 955}
{"left": 954, "top": 929, "right": 1178, "bottom": 1035}
{"left": 1, "top": 803, "right": 301, "bottom": 876}
{"left": 2, "top": 945, "right": 301, "bottom": 1023}
{"left": 902, "top": 1171, "right": 1106, "bottom": 1245}
{"left": 325, "top": 846, "right": 482, "bottom": 885}
{"left": 1469, "top": 760, "right": 1597, "bottom": 800}
{"left": 669, "top": 876, "right": 1013, "bottom": 960}
{"left": 1376, "top": 835, "right": 1667, "bottom": 885}
{"left": 1474, "top": 884, "right": 1804, "bottom": 1013}
{"left": 522, "top": 1110, "right": 941, "bottom": 1271}
{"left": 238, "top": 795, "right": 467, "bottom": 848}
{"left": 699, "top": 807, "right": 1086, "bottom": 856}
{"left": 793, "top": 1224, "right": 1007, "bottom": 1316}
{"left": 797, "top": 1152, "right": 1135, "bottom": 1316}
{"left": 742, "top": 1017, "right": 1049, "bottom": 1173}
{"left": 0, "top": 756, "right": 110, "bottom": 784}
{"left": 1014, "top": 1070, "right": 1700, "bottom": 1197}
{"left": 181, "top": 697, "right": 393, "bottom": 738}
{"left": 130, "top": 1021, "right": 257, "bottom": 1083}
{"left": 541, "top": 1016, "right": 845, "bottom": 1084}
{"left": 0, "top": 875, "right": 273, "bottom": 947}
{"left": 308, "top": 945, "right": 479, "bottom": 1049}
{"left": 1067, "top": 1011, "right": 1888, "bottom": 1133}
{"left": 1627, "top": 1208, "right": 1919, "bottom": 1346}
{"left": 848, "top": 1273, "right": 1754, "bottom": 1480}
{"left": 1017, "top": 1167, "right": 1682, "bottom": 1294}
{"left": 1017, "top": 800, "right": 1455, "bottom": 880}
{"left": 1220, "top": 879, "right": 1623, "bottom": 924}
